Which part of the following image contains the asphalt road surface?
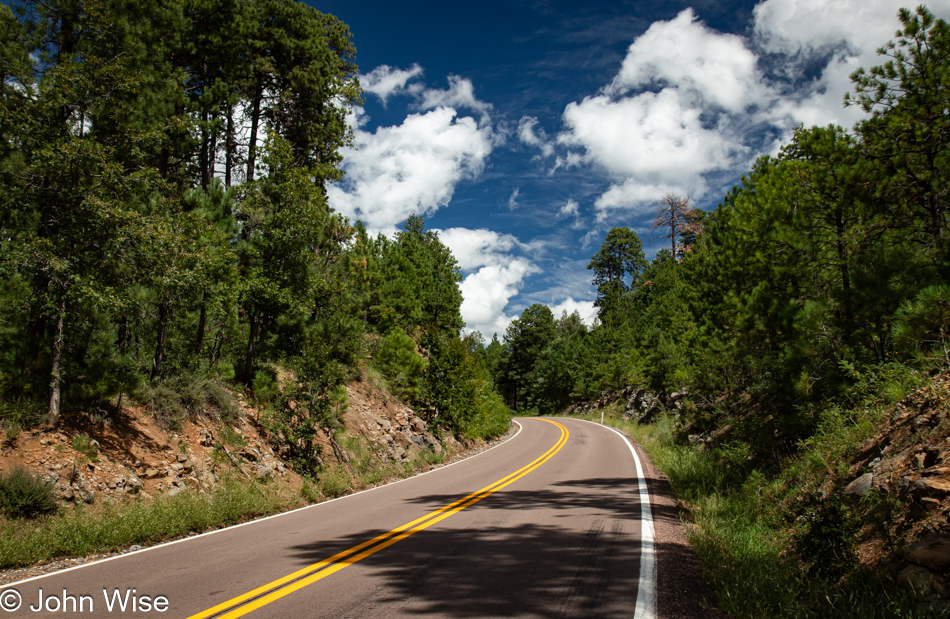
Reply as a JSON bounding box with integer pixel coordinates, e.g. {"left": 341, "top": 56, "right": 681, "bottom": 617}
{"left": 5, "top": 418, "right": 663, "bottom": 618}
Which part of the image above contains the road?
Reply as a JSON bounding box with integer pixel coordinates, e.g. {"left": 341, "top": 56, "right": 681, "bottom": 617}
{"left": 5, "top": 418, "right": 661, "bottom": 618}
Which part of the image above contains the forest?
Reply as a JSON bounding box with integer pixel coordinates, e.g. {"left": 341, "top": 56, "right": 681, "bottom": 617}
{"left": 489, "top": 5, "right": 950, "bottom": 465}
{"left": 0, "top": 0, "right": 509, "bottom": 477}
{"left": 3, "top": 0, "right": 949, "bottom": 485}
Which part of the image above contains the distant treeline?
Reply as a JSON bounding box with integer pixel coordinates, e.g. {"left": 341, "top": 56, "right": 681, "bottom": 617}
{"left": 0, "top": 0, "right": 508, "bottom": 473}
{"left": 491, "top": 7, "right": 950, "bottom": 460}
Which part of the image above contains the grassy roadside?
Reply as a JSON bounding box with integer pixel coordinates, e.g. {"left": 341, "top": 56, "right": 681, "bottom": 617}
{"left": 571, "top": 410, "right": 927, "bottom": 618}
{"left": 0, "top": 441, "right": 449, "bottom": 571}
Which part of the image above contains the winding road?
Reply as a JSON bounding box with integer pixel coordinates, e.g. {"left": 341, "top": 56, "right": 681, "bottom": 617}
{"left": 6, "top": 418, "right": 678, "bottom": 618}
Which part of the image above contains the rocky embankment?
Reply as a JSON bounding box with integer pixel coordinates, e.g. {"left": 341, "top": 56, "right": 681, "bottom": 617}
{"left": 563, "top": 384, "right": 687, "bottom": 424}
{"left": 839, "top": 374, "right": 950, "bottom": 609}
{"left": 0, "top": 377, "right": 462, "bottom": 507}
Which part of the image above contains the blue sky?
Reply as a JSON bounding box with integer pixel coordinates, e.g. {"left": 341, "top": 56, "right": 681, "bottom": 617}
{"left": 311, "top": 0, "right": 950, "bottom": 338}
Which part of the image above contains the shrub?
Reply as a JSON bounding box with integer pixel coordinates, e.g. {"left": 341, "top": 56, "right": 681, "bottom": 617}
{"left": 0, "top": 466, "right": 58, "bottom": 519}
{"left": 139, "top": 376, "right": 238, "bottom": 429}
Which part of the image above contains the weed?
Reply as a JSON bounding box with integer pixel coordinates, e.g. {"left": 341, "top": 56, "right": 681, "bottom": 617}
{"left": 317, "top": 466, "right": 349, "bottom": 499}
{"left": 217, "top": 424, "right": 247, "bottom": 448}
{"left": 3, "top": 423, "right": 20, "bottom": 443}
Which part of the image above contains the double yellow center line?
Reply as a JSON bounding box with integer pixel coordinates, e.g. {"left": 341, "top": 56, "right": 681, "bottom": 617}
{"left": 187, "top": 419, "right": 569, "bottom": 619}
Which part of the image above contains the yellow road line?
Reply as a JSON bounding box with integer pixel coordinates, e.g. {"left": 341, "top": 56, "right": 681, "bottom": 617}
{"left": 187, "top": 419, "right": 568, "bottom": 619}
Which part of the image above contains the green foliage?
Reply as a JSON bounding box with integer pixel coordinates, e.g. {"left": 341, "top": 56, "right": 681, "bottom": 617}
{"left": 252, "top": 368, "right": 280, "bottom": 406}
{"left": 0, "top": 0, "right": 361, "bottom": 429}
{"left": 316, "top": 465, "right": 349, "bottom": 499}
{"left": 139, "top": 376, "right": 237, "bottom": 429}
{"left": 0, "top": 478, "right": 290, "bottom": 568}
{"left": 792, "top": 493, "right": 859, "bottom": 581}
{"left": 71, "top": 434, "right": 99, "bottom": 462}
{"left": 892, "top": 285, "right": 950, "bottom": 367}
{"left": 0, "top": 466, "right": 58, "bottom": 519}
{"left": 587, "top": 227, "right": 647, "bottom": 324}
{"left": 373, "top": 329, "right": 427, "bottom": 402}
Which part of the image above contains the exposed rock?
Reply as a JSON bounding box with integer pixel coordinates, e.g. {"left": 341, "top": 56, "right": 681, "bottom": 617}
{"left": 914, "top": 476, "right": 950, "bottom": 498}
{"left": 143, "top": 467, "right": 160, "bottom": 479}
{"left": 845, "top": 473, "right": 874, "bottom": 496}
{"left": 199, "top": 429, "right": 214, "bottom": 447}
{"left": 255, "top": 464, "right": 274, "bottom": 480}
{"left": 240, "top": 447, "right": 262, "bottom": 462}
{"left": 393, "top": 431, "right": 413, "bottom": 450}
{"left": 905, "top": 536, "right": 950, "bottom": 573}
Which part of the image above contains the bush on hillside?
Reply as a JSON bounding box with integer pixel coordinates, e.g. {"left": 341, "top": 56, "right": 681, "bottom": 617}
{"left": 0, "top": 466, "right": 57, "bottom": 519}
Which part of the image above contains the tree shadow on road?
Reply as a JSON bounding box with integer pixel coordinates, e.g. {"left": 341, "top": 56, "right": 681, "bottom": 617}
{"left": 283, "top": 474, "right": 705, "bottom": 618}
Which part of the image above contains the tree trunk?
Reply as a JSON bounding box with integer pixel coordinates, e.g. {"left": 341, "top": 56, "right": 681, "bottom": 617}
{"left": 208, "top": 123, "right": 217, "bottom": 186}
{"left": 225, "top": 106, "right": 234, "bottom": 187}
{"left": 151, "top": 298, "right": 170, "bottom": 381}
{"left": 245, "top": 309, "right": 259, "bottom": 380}
{"left": 194, "top": 293, "right": 207, "bottom": 357}
{"left": 247, "top": 90, "right": 262, "bottom": 183}
{"left": 117, "top": 314, "right": 130, "bottom": 354}
{"left": 47, "top": 298, "right": 66, "bottom": 429}
{"left": 200, "top": 110, "right": 209, "bottom": 189}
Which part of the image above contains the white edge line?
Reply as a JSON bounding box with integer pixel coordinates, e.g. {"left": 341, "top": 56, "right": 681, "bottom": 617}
{"left": 5, "top": 420, "right": 524, "bottom": 588}
{"left": 574, "top": 418, "right": 656, "bottom": 619}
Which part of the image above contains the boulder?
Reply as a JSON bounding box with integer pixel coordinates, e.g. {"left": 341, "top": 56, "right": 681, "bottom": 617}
{"left": 845, "top": 473, "right": 874, "bottom": 496}
{"left": 905, "top": 536, "right": 950, "bottom": 572}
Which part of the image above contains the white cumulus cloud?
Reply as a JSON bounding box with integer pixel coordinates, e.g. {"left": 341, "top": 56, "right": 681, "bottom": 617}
{"left": 558, "top": 199, "right": 579, "bottom": 218}
{"left": 437, "top": 227, "right": 520, "bottom": 271}
{"left": 435, "top": 227, "right": 540, "bottom": 337}
{"left": 327, "top": 107, "right": 493, "bottom": 235}
{"left": 460, "top": 260, "right": 539, "bottom": 338}
{"left": 560, "top": 87, "right": 737, "bottom": 217}
{"left": 607, "top": 8, "right": 769, "bottom": 113}
{"left": 554, "top": 2, "right": 950, "bottom": 223}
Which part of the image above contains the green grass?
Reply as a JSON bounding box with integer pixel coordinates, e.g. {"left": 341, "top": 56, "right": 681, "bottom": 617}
{"left": 0, "top": 478, "right": 294, "bottom": 569}
{"left": 569, "top": 410, "right": 926, "bottom": 618}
